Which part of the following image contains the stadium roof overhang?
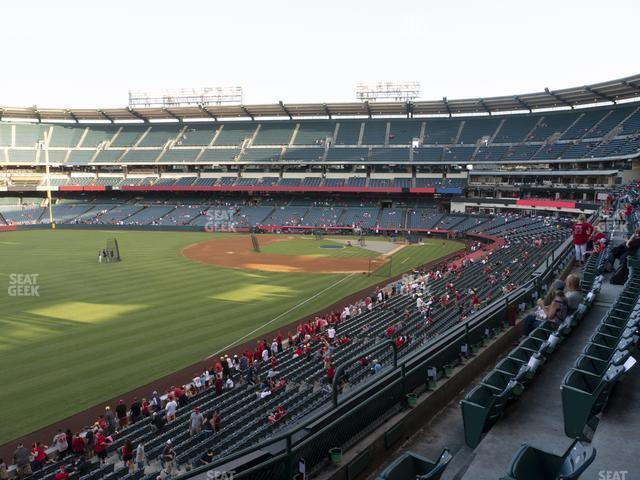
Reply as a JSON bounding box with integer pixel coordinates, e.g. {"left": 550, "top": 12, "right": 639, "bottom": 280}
{"left": 2, "top": 74, "right": 640, "bottom": 123}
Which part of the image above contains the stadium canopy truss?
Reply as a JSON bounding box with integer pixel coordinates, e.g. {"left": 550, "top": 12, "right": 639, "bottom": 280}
{"left": 1, "top": 74, "right": 640, "bottom": 123}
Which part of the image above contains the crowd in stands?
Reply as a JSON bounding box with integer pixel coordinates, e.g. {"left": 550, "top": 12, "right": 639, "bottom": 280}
{"left": 4, "top": 212, "right": 573, "bottom": 480}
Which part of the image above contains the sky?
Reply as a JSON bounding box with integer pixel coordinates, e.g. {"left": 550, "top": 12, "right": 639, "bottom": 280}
{"left": 2, "top": 0, "right": 639, "bottom": 108}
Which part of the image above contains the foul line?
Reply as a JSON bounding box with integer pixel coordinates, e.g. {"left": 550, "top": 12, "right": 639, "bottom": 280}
{"left": 206, "top": 272, "right": 356, "bottom": 359}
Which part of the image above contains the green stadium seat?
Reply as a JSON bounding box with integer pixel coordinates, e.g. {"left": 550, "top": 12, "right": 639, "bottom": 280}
{"left": 590, "top": 332, "right": 635, "bottom": 352}
{"left": 582, "top": 343, "right": 630, "bottom": 365}
{"left": 501, "top": 440, "right": 595, "bottom": 480}
{"left": 461, "top": 384, "right": 512, "bottom": 448}
{"left": 376, "top": 449, "right": 452, "bottom": 480}
{"left": 573, "top": 355, "right": 609, "bottom": 377}
{"left": 495, "top": 357, "right": 527, "bottom": 378}
{"left": 519, "top": 337, "right": 547, "bottom": 356}
{"left": 561, "top": 366, "right": 625, "bottom": 438}
{"left": 481, "top": 370, "right": 523, "bottom": 397}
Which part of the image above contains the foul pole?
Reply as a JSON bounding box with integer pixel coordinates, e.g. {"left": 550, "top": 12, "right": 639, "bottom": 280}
{"left": 40, "top": 139, "right": 54, "bottom": 227}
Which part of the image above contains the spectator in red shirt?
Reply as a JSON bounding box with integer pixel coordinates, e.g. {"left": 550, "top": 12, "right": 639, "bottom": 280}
{"left": 326, "top": 364, "right": 335, "bottom": 382}
{"left": 94, "top": 430, "right": 107, "bottom": 463}
{"left": 96, "top": 415, "right": 107, "bottom": 432}
{"left": 31, "top": 443, "right": 47, "bottom": 471}
{"left": 54, "top": 466, "right": 69, "bottom": 480}
{"left": 71, "top": 434, "right": 84, "bottom": 457}
{"left": 212, "top": 409, "right": 221, "bottom": 432}
{"left": 572, "top": 214, "right": 593, "bottom": 264}
{"left": 121, "top": 439, "right": 134, "bottom": 471}
{"left": 471, "top": 292, "right": 480, "bottom": 310}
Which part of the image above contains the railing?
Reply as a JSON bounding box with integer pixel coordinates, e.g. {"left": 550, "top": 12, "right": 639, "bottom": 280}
{"left": 177, "top": 234, "right": 575, "bottom": 479}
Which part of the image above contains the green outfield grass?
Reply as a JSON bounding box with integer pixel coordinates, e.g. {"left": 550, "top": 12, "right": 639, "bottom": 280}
{"left": 0, "top": 229, "right": 463, "bottom": 445}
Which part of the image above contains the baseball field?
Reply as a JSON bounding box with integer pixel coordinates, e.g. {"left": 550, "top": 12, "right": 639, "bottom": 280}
{"left": 0, "top": 229, "right": 463, "bottom": 446}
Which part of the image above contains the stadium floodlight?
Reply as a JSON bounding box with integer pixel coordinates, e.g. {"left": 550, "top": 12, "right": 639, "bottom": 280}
{"left": 356, "top": 81, "right": 421, "bottom": 102}
{"left": 128, "top": 86, "right": 243, "bottom": 108}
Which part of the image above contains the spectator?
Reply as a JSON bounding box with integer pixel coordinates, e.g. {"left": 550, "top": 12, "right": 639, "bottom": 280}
{"left": 199, "top": 449, "right": 215, "bottom": 465}
{"left": 156, "top": 468, "right": 171, "bottom": 480}
{"left": 212, "top": 409, "right": 221, "bottom": 433}
{"left": 135, "top": 441, "right": 146, "bottom": 472}
{"left": 84, "top": 427, "right": 94, "bottom": 458}
{"left": 130, "top": 397, "right": 142, "bottom": 423}
{"left": 371, "top": 359, "right": 382, "bottom": 375}
{"left": 115, "top": 400, "right": 128, "bottom": 429}
{"left": 71, "top": 457, "right": 90, "bottom": 476}
{"left": 161, "top": 440, "right": 176, "bottom": 474}
{"left": 104, "top": 407, "right": 117, "bottom": 435}
{"left": 565, "top": 274, "right": 584, "bottom": 311}
{"left": 203, "top": 413, "right": 214, "bottom": 437}
{"left": 572, "top": 214, "right": 593, "bottom": 264}
{"left": 52, "top": 429, "right": 68, "bottom": 459}
{"left": 150, "top": 412, "right": 164, "bottom": 435}
{"left": 31, "top": 442, "right": 48, "bottom": 471}
{"left": 267, "top": 406, "right": 286, "bottom": 424}
{"left": 94, "top": 429, "right": 107, "bottom": 464}
{"left": 121, "top": 439, "right": 134, "bottom": 471}
{"left": 327, "top": 326, "right": 336, "bottom": 343}
{"left": 71, "top": 433, "right": 84, "bottom": 457}
{"left": 165, "top": 396, "right": 177, "bottom": 422}
{"left": 543, "top": 279, "right": 565, "bottom": 305}
{"left": 326, "top": 364, "right": 335, "bottom": 383}
{"left": 65, "top": 429, "right": 73, "bottom": 455}
{"left": 0, "top": 459, "right": 7, "bottom": 480}
{"left": 13, "top": 443, "right": 31, "bottom": 479}
{"left": 141, "top": 398, "right": 150, "bottom": 418}
{"left": 189, "top": 407, "right": 204, "bottom": 436}
{"left": 96, "top": 415, "right": 107, "bottom": 432}
{"left": 53, "top": 466, "right": 69, "bottom": 480}
{"left": 607, "top": 229, "right": 640, "bottom": 271}
{"left": 149, "top": 391, "right": 162, "bottom": 413}
{"left": 523, "top": 289, "right": 568, "bottom": 335}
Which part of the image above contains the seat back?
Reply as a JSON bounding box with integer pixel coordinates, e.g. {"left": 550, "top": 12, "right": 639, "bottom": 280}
{"left": 508, "top": 444, "right": 558, "bottom": 480}
{"left": 557, "top": 441, "right": 596, "bottom": 479}
{"left": 415, "top": 449, "right": 452, "bottom": 480}
{"left": 461, "top": 384, "right": 496, "bottom": 448}
{"left": 377, "top": 451, "right": 438, "bottom": 480}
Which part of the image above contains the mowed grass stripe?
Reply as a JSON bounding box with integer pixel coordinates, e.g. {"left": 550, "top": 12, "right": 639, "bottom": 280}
{"left": 0, "top": 230, "right": 463, "bottom": 444}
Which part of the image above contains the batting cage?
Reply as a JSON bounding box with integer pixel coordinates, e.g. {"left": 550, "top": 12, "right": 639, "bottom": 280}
{"left": 99, "top": 238, "right": 121, "bottom": 263}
